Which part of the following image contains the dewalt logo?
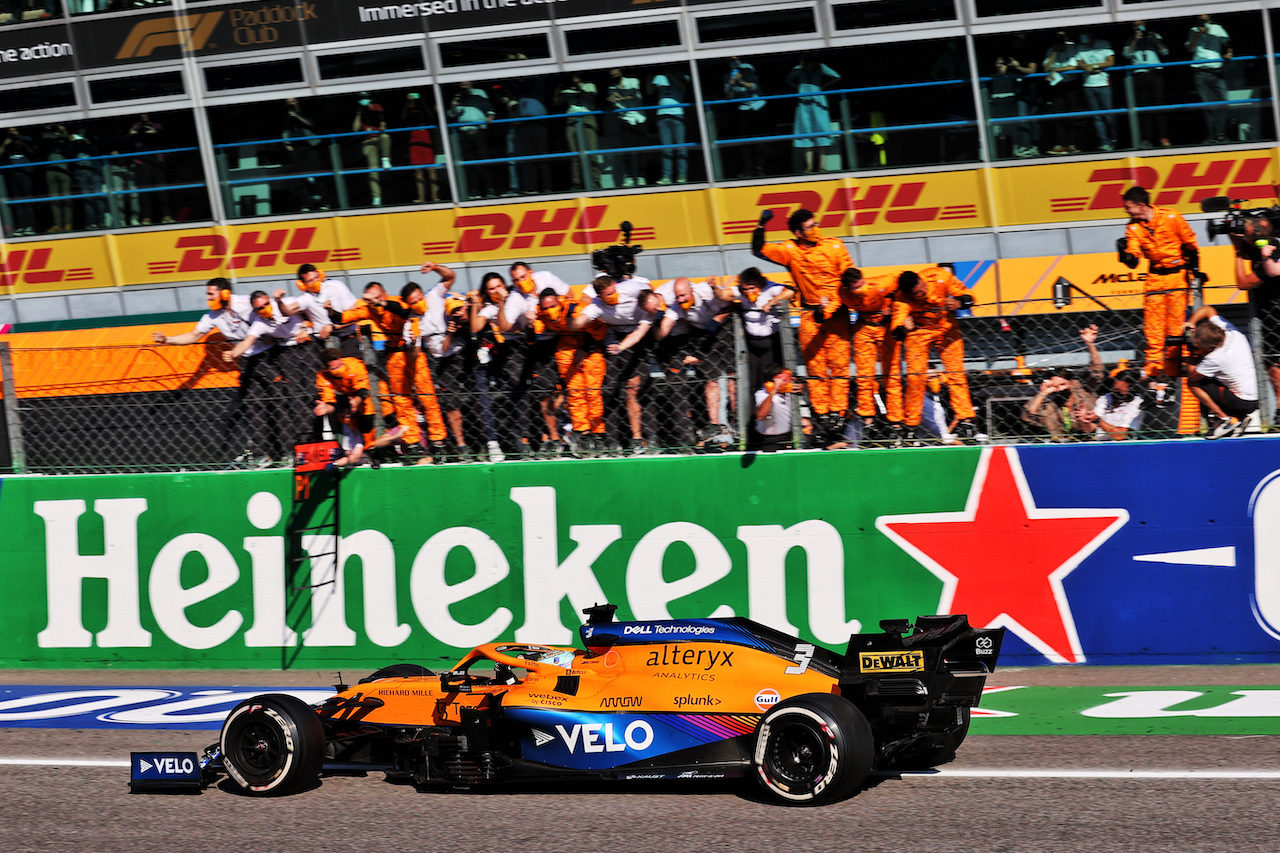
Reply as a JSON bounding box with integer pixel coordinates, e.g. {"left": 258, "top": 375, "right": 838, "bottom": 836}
{"left": 0, "top": 247, "right": 92, "bottom": 290}
{"left": 1051, "top": 155, "right": 1276, "bottom": 214}
{"left": 858, "top": 650, "right": 924, "bottom": 673}
{"left": 116, "top": 13, "right": 223, "bottom": 60}
{"left": 147, "top": 227, "right": 359, "bottom": 276}
{"left": 423, "top": 205, "right": 655, "bottom": 256}
{"left": 726, "top": 182, "right": 978, "bottom": 237}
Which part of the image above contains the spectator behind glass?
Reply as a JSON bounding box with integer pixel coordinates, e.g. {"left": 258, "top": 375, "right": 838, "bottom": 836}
{"left": 606, "top": 67, "right": 647, "bottom": 189}
{"left": 1074, "top": 31, "right": 1115, "bottom": 153}
{"left": 556, "top": 72, "right": 601, "bottom": 191}
{"left": 69, "top": 127, "right": 105, "bottom": 230}
{"left": 1042, "top": 30, "right": 1082, "bottom": 156}
{"left": 129, "top": 113, "right": 172, "bottom": 225}
{"left": 449, "top": 80, "right": 496, "bottom": 200}
{"left": 787, "top": 55, "right": 840, "bottom": 174}
{"left": 1, "top": 126, "right": 38, "bottom": 236}
{"left": 39, "top": 123, "right": 73, "bottom": 233}
{"left": 506, "top": 70, "right": 552, "bottom": 195}
{"left": 352, "top": 92, "right": 390, "bottom": 206}
{"left": 647, "top": 66, "right": 689, "bottom": 186}
{"left": 281, "top": 97, "right": 329, "bottom": 213}
{"left": 721, "top": 56, "right": 765, "bottom": 178}
{"left": 1124, "top": 20, "right": 1171, "bottom": 149}
{"left": 1185, "top": 14, "right": 1232, "bottom": 144}
{"left": 401, "top": 92, "right": 439, "bottom": 204}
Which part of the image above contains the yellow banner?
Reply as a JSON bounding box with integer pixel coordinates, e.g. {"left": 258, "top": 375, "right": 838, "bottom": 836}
{"left": 3, "top": 147, "right": 1275, "bottom": 297}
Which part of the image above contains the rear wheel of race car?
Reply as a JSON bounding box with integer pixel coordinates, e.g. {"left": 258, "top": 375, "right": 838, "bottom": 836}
{"left": 753, "top": 693, "right": 873, "bottom": 805}
{"left": 220, "top": 694, "right": 325, "bottom": 796}
{"left": 358, "top": 663, "right": 435, "bottom": 683}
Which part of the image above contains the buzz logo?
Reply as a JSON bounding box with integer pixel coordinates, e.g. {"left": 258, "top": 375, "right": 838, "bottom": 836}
{"left": 976, "top": 636, "right": 995, "bottom": 656}
{"left": 555, "top": 720, "right": 654, "bottom": 754}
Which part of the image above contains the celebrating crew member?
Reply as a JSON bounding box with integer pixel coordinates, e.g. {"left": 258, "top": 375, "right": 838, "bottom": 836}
{"left": 291, "top": 263, "right": 359, "bottom": 355}
{"left": 328, "top": 278, "right": 447, "bottom": 463}
{"left": 890, "top": 267, "right": 980, "bottom": 442}
{"left": 314, "top": 345, "right": 401, "bottom": 463}
{"left": 752, "top": 207, "right": 854, "bottom": 446}
{"left": 1118, "top": 185, "right": 1201, "bottom": 380}
{"left": 500, "top": 262, "right": 571, "bottom": 456}
{"left": 539, "top": 283, "right": 608, "bottom": 455}
{"left": 838, "top": 267, "right": 904, "bottom": 443}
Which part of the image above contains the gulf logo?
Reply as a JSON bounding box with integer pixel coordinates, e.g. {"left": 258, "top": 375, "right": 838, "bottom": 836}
{"left": 755, "top": 689, "right": 780, "bottom": 712}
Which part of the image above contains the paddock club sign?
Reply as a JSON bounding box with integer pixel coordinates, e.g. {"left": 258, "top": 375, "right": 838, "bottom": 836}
{"left": 3, "top": 442, "right": 1280, "bottom": 670}
{"left": 64, "top": 0, "right": 681, "bottom": 69}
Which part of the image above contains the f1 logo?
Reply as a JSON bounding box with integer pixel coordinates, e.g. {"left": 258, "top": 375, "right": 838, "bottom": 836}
{"left": 116, "top": 13, "right": 223, "bottom": 60}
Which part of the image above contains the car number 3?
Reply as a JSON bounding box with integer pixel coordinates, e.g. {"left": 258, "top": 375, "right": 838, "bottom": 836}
{"left": 784, "top": 643, "right": 815, "bottom": 675}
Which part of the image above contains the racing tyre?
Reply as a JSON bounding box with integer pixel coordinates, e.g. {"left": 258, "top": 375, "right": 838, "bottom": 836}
{"left": 753, "top": 693, "right": 873, "bottom": 805}
{"left": 220, "top": 694, "right": 325, "bottom": 796}
{"left": 358, "top": 663, "right": 435, "bottom": 683}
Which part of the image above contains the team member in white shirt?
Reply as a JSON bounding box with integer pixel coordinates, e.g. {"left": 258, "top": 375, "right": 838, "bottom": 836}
{"left": 501, "top": 262, "right": 572, "bottom": 456}
{"left": 752, "top": 363, "right": 795, "bottom": 452}
{"left": 1186, "top": 305, "right": 1258, "bottom": 438}
{"left": 1075, "top": 367, "right": 1144, "bottom": 441}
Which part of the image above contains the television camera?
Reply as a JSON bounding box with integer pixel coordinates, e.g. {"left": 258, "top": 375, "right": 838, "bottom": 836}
{"left": 591, "top": 220, "right": 644, "bottom": 278}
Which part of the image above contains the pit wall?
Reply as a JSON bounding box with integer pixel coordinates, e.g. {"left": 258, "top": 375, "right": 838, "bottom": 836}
{"left": 4, "top": 439, "right": 1279, "bottom": 670}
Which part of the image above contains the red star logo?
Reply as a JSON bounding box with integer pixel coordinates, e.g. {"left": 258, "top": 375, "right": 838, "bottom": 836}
{"left": 876, "top": 447, "right": 1128, "bottom": 664}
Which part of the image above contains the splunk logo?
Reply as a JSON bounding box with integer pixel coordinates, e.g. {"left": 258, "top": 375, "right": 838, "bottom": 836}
{"left": 116, "top": 13, "right": 223, "bottom": 60}
{"left": 721, "top": 184, "right": 978, "bottom": 237}
{"left": 1050, "top": 156, "right": 1275, "bottom": 214}
{"left": 421, "top": 205, "right": 656, "bottom": 256}
{"left": 146, "top": 228, "right": 360, "bottom": 276}
{"left": 0, "top": 247, "right": 92, "bottom": 290}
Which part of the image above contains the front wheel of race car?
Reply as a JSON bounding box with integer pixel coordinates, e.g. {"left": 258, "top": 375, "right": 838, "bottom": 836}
{"left": 753, "top": 693, "right": 873, "bottom": 805}
{"left": 220, "top": 694, "right": 325, "bottom": 796}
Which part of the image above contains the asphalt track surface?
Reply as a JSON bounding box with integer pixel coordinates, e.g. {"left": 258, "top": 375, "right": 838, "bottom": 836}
{"left": 3, "top": 666, "right": 1279, "bottom": 853}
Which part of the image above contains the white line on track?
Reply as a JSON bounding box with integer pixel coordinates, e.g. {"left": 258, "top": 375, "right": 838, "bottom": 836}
{"left": 897, "top": 769, "right": 1280, "bottom": 780}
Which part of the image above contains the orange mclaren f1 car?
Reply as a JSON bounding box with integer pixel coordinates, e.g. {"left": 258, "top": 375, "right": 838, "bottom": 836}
{"left": 141, "top": 605, "right": 1005, "bottom": 805}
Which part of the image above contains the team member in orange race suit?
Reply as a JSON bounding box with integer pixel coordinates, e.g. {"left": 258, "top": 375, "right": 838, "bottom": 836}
{"left": 890, "top": 266, "right": 981, "bottom": 443}
{"left": 752, "top": 207, "right": 854, "bottom": 446}
{"left": 837, "top": 266, "right": 903, "bottom": 443}
{"left": 1118, "top": 185, "right": 1200, "bottom": 379}
{"left": 538, "top": 282, "right": 609, "bottom": 456}
{"left": 327, "top": 279, "right": 447, "bottom": 463}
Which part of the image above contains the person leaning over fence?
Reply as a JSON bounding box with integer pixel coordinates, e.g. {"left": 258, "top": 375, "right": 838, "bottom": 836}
{"left": 152, "top": 278, "right": 252, "bottom": 348}
{"left": 1119, "top": 185, "right": 1200, "bottom": 382}
{"left": 733, "top": 267, "right": 794, "bottom": 392}
{"left": 1074, "top": 367, "right": 1144, "bottom": 440}
{"left": 414, "top": 264, "right": 475, "bottom": 461}
{"left": 1183, "top": 305, "right": 1258, "bottom": 439}
{"left": 891, "top": 267, "right": 981, "bottom": 443}
{"left": 538, "top": 285, "right": 607, "bottom": 456}
{"left": 505, "top": 261, "right": 570, "bottom": 455}
{"left": 654, "top": 276, "right": 733, "bottom": 449}
{"left": 752, "top": 207, "right": 854, "bottom": 448}
{"left": 327, "top": 278, "right": 446, "bottom": 464}
{"left": 838, "top": 267, "right": 904, "bottom": 444}
{"left": 292, "top": 263, "right": 358, "bottom": 356}
{"left": 314, "top": 345, "right": 403, "bottom": 466}
{"left": 216, "top": 290, "right": 294, "bottom": 464}
{"left": 1232, "top": 215, "right": 1280, "bottom": 426}
{"left": 1022, "top": 324, "right": 1105, "bottom": 441}
{"left": 752, "top": 362, "right": 796, "bottom": 453}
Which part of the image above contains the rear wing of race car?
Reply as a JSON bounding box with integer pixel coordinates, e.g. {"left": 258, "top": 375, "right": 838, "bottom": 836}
{"left": 841, "top": 614, "right": 1006, "bottom": 703}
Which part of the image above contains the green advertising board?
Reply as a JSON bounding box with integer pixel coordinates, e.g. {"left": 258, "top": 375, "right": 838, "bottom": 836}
{"left": 0, "top": 451, "right": 979, "bottom": 669}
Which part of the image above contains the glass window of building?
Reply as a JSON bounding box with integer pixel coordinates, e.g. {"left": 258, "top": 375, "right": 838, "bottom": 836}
{"left": 698, "top": 39, "right": 977, "bottom": 182}
{"left": 0, "top": 82, "right": 75, "bottom": 114}
{"left": 89, "top": 71, "right": 184, "bottom": 104}
{"left": 205, "top": 59, "right": 305, "bottom": 93}
{"left": 1, "top": 109, "right": 209, "bottom": 239}
{"left": 68, "top": 0, "right": 171, "bottom": 17}
{"left": 439, "top": 34, "right": 551, "bottom": 68}
{"left": 831, "top": 0, "right": 958, "bottom": 31}
{"left": 696, "top": 9, "right": 817, "bottom": 43}
{"left": 444, "top": 62, "right": 703, "bottom": 199}
{"left": 976, "top": 12, "right": 1271, "bottom": 161}
{"left": 565, "top": 20, "right": 681, "bottom": 56}
{"left": 317, "top": 47, "right": 426, "bottom": 81}
{"left": 974, "top": 0, "right": 1101, "bottom": 16}
{"left": 207, "top": 89, "right": 452, "bottom": 217}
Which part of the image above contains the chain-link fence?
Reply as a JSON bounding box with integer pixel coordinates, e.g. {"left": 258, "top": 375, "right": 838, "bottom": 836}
{"left": 1, "top": 281, "right": 1274, "bottom": 474}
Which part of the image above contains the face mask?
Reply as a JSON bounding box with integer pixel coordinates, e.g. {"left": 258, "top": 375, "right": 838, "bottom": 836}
{"left": 541, "top": 304, "right": 563, "bottom": 321}
{"left": 516, "top": 277, "right": 536, "bottom": 294}
{"left": 297, "top": 270, "right": 326, "bottom": 293}
{"left": 678, "top": 294, "right": 695, "bottom": 309}
{"left": 408, "top": 299, "right": 426, "bottom": 314}
{"left": 208, "top": 289, "right": 230, "bottom": 312}
{"left": 328, "top": 363, "right": 346, "bottom": 376}
{"left": 256, "top": 303, "right": 273, "bottom": 319}
{"left": 602, "top": 291, "right": 619, "bottom": 306}
{"left": 801, "top": 226, "right": 822, "bottom": 242}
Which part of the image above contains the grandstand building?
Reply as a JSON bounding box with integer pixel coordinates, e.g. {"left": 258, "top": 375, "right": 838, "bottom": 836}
{"left": 0, "top": 0, "right": 1272, "bottom": 327}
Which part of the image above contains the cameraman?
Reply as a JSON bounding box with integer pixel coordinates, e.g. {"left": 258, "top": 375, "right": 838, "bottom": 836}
{"left": 1184, "top": 305, "right": 1257, "bottom": 438}
{"left": 1233, "top": 214, "right": 1280, "bottom": 424}
{"left": 1118, "top": 185, "right": 1200, "bottom": 381}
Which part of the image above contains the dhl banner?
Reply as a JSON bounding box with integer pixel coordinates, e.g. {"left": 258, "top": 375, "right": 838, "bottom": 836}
{"left": 0, "top": 148, "right": 1275, "bottom": 297}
